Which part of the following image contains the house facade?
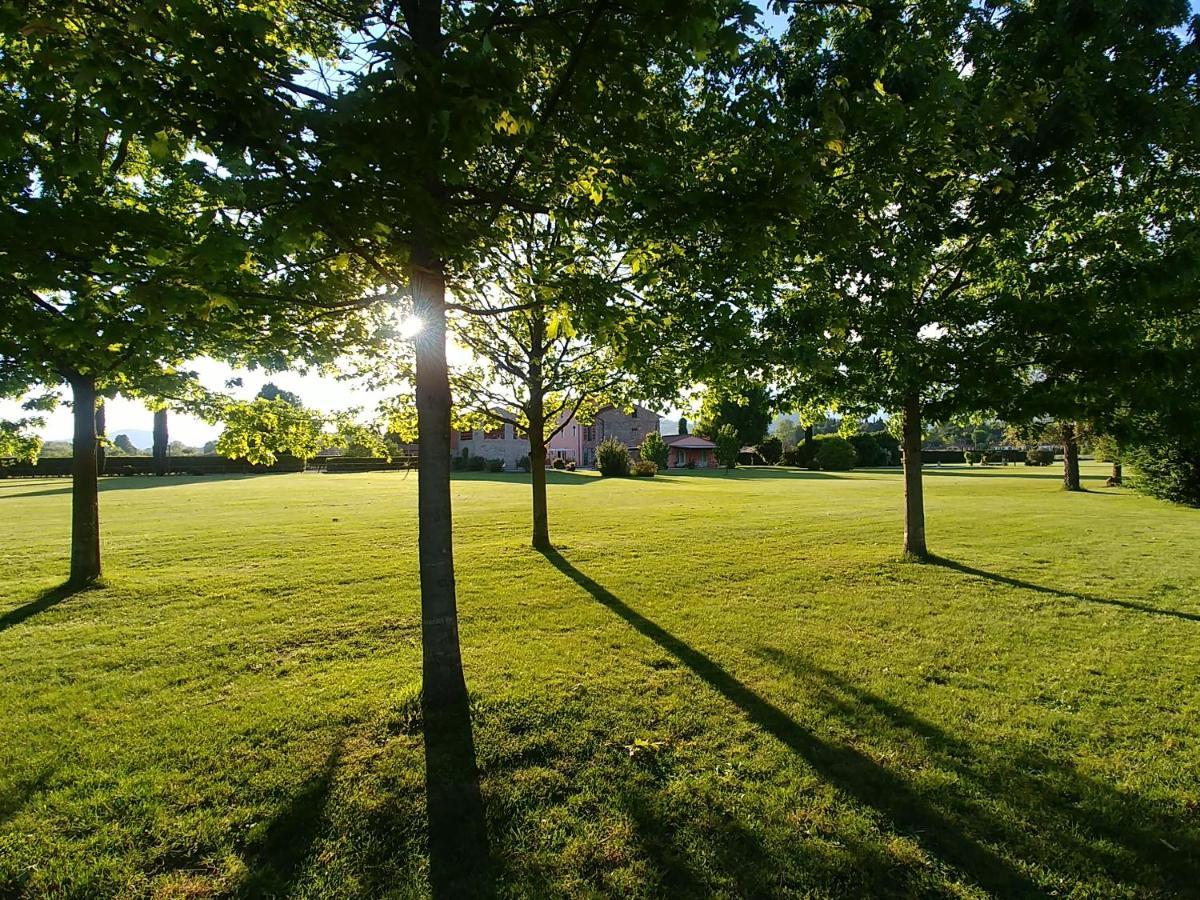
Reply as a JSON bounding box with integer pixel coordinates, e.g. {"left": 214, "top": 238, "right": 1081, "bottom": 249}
{"left": 664, "top": 433, "right": 718, "bottom": 468}
{"left": 547, "top": 404, "right": 662, "bottom": 467}
{"left": 456, "top": 418, "right": 527, "bottom": 470}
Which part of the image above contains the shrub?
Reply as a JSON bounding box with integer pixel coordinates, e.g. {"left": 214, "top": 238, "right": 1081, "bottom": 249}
{"left": 1026, "top": 448, "right": 1054, "bottom": 467}
{"left": 783, "top": 442, "right": 818, "bottom": 469}
{"left": 982, "top": 451, "right": 1007, "bottom": 466}
{"left": 597, "top": 436, "right": 630, "bottom": 477}
{"left": 964, "top": 450, "right": 982, "bottom": 466}
{"left": 566, "top": 460, "right": 576, "bottom": 471}
{"left": 874, "top": 432, "right": 900, "bottom": 465}
{"left": 467, "top": 454, "right": 487, "bottom": 471}
{"left": 515, "top": 454, "right": 531, "bottom": 472}
{"left": 814, "top": 435, "right": 856, "bottom": 471}
{"left": 1127, "top": 440, "right": 1200, "bottom": 506}
{"left": 552, "top": 457, "right": 566, "bottom": 470}
{"left": 640, "top": 432, "right": 669, "bottom": 470}
{"left": 758, "top": 435, "right": 783, "bottom": 465}
{"left": 486, "top": 458, "right": 504, "bottom": 472}
{"left": 714, "top": 424, "right": 740, "bottom": 470}
{"left": 848, "top": 433, "right": 886, "bottom": 467}
{"left": 632, "top": 460, "right": 657, "bottom": 477}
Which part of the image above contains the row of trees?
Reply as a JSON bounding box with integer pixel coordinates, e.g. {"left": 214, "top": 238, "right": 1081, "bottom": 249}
{"left": 4, "top": 4, "right": 1198, "bottom": 784}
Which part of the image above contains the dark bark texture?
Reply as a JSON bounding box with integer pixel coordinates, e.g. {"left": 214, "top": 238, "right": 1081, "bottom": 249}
{"left": 1062, "top": 422, "right": 1082, "bottom": 491}
{"left": 902, "top": 393, "right": 928, "bottom": 559}
{"left": 69, "top": 375, "right": 101, "bottom": 586}
{"left": 153, "top": 408, "right": 169, "bottom": 475}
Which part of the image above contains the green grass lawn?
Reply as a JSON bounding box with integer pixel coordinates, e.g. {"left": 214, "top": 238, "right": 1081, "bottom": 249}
{"left": 2, "top": 463, "right": 1198, "bottom": 898}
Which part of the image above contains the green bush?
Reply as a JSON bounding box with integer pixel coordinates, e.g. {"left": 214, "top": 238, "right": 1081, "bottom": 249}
{"left": 714, "top": 424, "right": 740, "bottom": 470}
{"left": 516, "top": 454, "right": 531, "bottom": 472}
{"left": 597, "top": 436, "right": 630, "bottom": 477}
{"left": 814, "top": 435, "right": 856, "bottom": 471}
{"left": 632, "top": 460, "right": 657, "bottom": 477}
{"left": 964, "top": 450, "right": 983, "bottom": 466}
{"left": 1026, "top": 448, "right": 1054, "bottom": 466}
{"left": 566, "top": 460, "right": 576, "bottom": 472}
{"left": 467, "top": 454, "right": 487, "bottom": 471}
{"left": 874, "top": 432, "right": 900, "bottom": 465}
{"left": 759, "top": 435, "right": 783, "bottom": 465}
{"left": 782, "top": 442, "right": 818, "bottom": 469}
{"left": 640, "top": 432, "right": 669, "bottom": 470}
{"left": 1127, "top": 441, "right": 1200, "bottom": 506}
{"left": 551, "top": 457, "right": 566, "bottom": 470}
{"left": 486, "top": 458, "right": 504, "bottom": 472}
{"left": 848, "top": 433, "right": 886, "bottom": 467}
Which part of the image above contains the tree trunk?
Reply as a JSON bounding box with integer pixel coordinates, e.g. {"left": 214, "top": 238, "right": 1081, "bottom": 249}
{"left": 153, "top": 408, "right": 169, "bottom": 475}
{"left": 94, "top": 399, "right": 107, "bottom": 475}
{"left": 411, "top": 251, "right": 463, "bottom": 710}
{"left": 69, "top": 374, "right": 101, "bottom": 586}
{"left": 1062, "top": 422, "right": 1081, "bottom": 491}
{"left": 804, "top": 424, "right": 814, "bottom": 447}
{"left": 901, "top": 392, "right": 927, "bottom": 559}
{"left": 528, "top": 312, "right": 550, "bottom": 550}
{"left": 1111, "top": 461, "right": 1122, "bottom": 485}
{"left": 528, "top": 423, "right": 549, "bottom": 550}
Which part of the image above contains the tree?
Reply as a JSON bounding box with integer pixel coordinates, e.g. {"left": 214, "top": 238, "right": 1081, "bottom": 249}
{"left": 113, "top": 434, "right": 138, "bottom": 455}
{"left": 256, "top": 382, "right": 303, "bottom": 408}
{"left": 766, "top": 0, "right": 1195, "bottom": 557}
{"left": 0, "top": 5, "right": 367, "bottom": 586}
{"left": 0, "top": 418, "right": 42, "bottom": 463}
{"left": 759, "top": 435, "right": 783, "bottom": 465}
{"left": 714, "top": 424, "right": 740, "bottom": 471}
{"left": 247, "top": 4, "right": 765, "bottom": 786}
{"left": 641, "top": 431, "right": 669, "bottom": 470}
{"left": 153, "top": 408, "right": 170, "bottom": 475}
{"left": 678, "top": 417, "right": 690, "bottom": 436}
{"left": 216, "top": 398, "right": 383, "bottom": 469}
{"left": 698, "top": 382, "right": 773, "bottom": 447}
{"left": 450, "top": 212, "right": 636, "bottom": 549}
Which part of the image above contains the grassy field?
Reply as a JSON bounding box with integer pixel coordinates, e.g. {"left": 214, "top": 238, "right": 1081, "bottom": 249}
{"left": 1, "top": 463, "right": 1198, "bottom": 898}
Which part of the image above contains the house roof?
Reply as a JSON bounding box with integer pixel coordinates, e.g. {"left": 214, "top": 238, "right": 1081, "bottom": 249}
{"left": 664, "top": 435, "right": 716, "bottom": 449}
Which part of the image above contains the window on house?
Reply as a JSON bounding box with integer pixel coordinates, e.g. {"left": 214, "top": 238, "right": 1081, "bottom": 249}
{"left": 584, "top": 426, "right": 595, "bottom": 442}
{"left": 513, "top": 423, "right": 526, "bottom": 439}
{"left": 459, "top": 429, "right": 474, "bottom": 442}
{"left": 632, "top": 408, "right": 638, "bottom": 418}
{"left": 484, "top": 425, "right": 504, "bottom": 439}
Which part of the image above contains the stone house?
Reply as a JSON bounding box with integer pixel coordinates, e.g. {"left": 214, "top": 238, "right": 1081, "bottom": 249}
{"left": 547, "top": 404, "right": 662, "bottom": 467}
{"left": 456, "top": 416, "right": 528, "bottom": 470}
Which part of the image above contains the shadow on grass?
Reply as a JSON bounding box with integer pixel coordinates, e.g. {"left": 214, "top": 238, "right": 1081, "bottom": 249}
{"left": 539, "top": 548, "right": 1039, "bottom": 896}
{"left": 756, "top": 648, "right": 1200, "bottom": 896}
{"left": 422, "top": 655, "right": 494, "bottom": 898}
{"left": 0, "top": 763, "right": 59, "bottom": 827}
{"left": 1, "top": 474, "right": 263, "bottom": 499}
{"left": 240, "top": 740, "right": 343, "bottom": 896}
{"left": 931, "top": 556, "right": 1200, "bottom": 623}
{"left": 0, "top": 582, "right": 94, "bottom": 632}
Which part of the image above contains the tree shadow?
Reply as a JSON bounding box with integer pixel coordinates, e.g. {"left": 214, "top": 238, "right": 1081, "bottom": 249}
{"left": 239, "top": 739, "right": 343, "bottom": 896}
{"left": 423, "top": 669, "right": 494, "bottom": 897}
{"left": 755, "top": 648, "right": 1200, "bottom": 896}
{"left": 0, "top": 474, "right": 263, "bottom": 499}
{"left": 539, "top": 548, "right": 1040, "bottom": 896}
{"left": 930, "top": 556, "right": 1200, "bottom": 623}
{"left": 0, "top": 763, "right": 60, "bottom": 828}
{"left": 921, "top": 467, "right": 1106, "bottom": 482}
{"left": 0, "top": 582, "right": 95, "bottom": 633}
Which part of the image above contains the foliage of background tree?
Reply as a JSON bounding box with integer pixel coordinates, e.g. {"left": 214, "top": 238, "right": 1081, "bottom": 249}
{"left": 698, "top": 382, "right": 773, "bottom": 447}
{"left": 0, "top": 5, "right": 369, "bottom": 586}
{"left": 216, "top": 399, "right": 385, "bottom": 468}
{"left": 815, "top": 435, "right": 857, "bottom": 472}
{"left": 0, "top": 418, "right": 43, "bottom": 463}
{"left": 714, "top": 424, "right": 740, "bottom": 471}
{"left": 640, "top": 431, "right": 669, "bottom": 471}
{"left": 759, "top": 435, "right": 783, "bottom": 465}
{"left": 256, "top": 383, "right": 304, "bottom": 409}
